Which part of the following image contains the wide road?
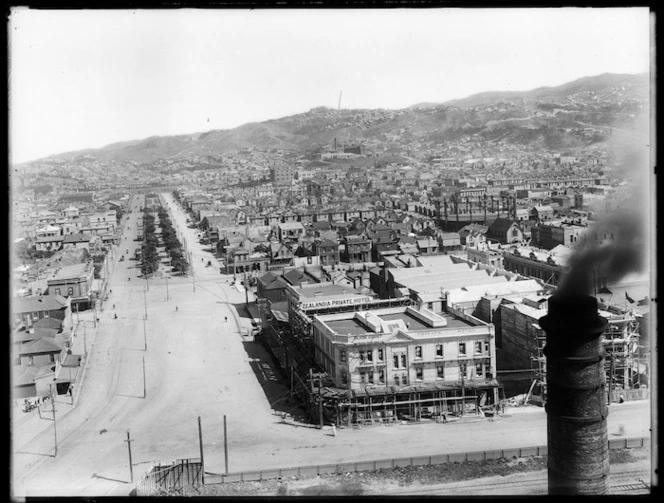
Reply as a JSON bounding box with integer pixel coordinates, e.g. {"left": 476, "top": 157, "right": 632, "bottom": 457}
{"left": 11, "top": 193, "right": 654, "bottom": 497}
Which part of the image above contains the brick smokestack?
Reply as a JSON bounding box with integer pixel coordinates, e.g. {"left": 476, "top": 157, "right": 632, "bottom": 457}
{"left": 540, "top": 294, "right": 610, "bottom": 495}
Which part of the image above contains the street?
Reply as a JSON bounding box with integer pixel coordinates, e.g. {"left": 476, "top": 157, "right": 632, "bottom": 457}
{"left": 11, "top": 193, "right": 654, "bottom": 497}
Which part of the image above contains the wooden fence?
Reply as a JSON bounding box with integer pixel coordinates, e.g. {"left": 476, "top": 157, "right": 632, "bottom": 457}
{"left": 136, "top": 458, "right": 202, "bottom": 495}
{"left": 203, "top": 437, "right": 649, "bottom": 485}
{"left": 611, "top": 388, "right": 649, "bottom": 402}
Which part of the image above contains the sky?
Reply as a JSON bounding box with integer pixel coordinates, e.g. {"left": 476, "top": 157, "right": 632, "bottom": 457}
{"left": 9, "top": 7, "right": 652, "bottom": 164}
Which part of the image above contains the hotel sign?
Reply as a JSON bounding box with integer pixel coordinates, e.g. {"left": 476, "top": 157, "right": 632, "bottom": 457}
{"left": 300, "top": 296, "right": 373, "bottom": 310}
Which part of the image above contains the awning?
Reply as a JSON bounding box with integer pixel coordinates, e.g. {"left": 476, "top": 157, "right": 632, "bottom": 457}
{"left": 271, "top": 309, "right": 289, "bottom": 323}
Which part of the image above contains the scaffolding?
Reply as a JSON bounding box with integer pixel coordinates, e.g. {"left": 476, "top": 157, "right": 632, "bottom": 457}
{"left": 333, "top": 381, "right": 499, "bottom": 426}
{"left": 602, "top": 311, "right": 642, "bottom": 394}
{"left": 530, "top": 323, "right": 547, "bottom": 404}
{"left": 530, "top": 309, "right": 644, "bottom": 406}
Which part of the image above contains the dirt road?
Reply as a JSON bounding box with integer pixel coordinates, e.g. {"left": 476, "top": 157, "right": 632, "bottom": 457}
{"left": 11, "top": 193, "right": 653, "bottom": 497}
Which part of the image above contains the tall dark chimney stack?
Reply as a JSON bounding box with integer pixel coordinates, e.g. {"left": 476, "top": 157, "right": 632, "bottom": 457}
{"left": 540, "top": 294, "right": 610, "bottom": 495}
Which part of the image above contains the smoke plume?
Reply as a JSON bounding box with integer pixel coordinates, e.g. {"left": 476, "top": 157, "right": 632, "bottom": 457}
{"left": 557, "top": 120, "right": 651, "bottom": 297}
{"left": 557, "top": 206, "right": 646, "bottom": 296}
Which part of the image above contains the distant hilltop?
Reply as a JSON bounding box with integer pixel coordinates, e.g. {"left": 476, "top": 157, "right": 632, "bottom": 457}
{"left": 27, "top": 72, "right": 648, "bottom": 165}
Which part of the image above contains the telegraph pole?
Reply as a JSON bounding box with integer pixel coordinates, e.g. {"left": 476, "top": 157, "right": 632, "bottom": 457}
{"left": 461, "top": 365, "right": 466, "bottom": 417}
{"left": 142, "top": 355, "right": 146, "bottom": 398}
{"left": 142, "top": 317, "right": 147, "bottom": 351}
{"left": 318, "top": 375, "right": 324, "bottom": 429}
{"left": 223, "top": 415, "right": 229, "bottom": 474}
{"left": 83, "top": 322, "right": 88, "bottom": 358}
{"left": 125, "top": 430, "right": 134, "bottom": 483}
{"left": 50, "top": 384, "right": 58, "bottom": 457}
{"left": 198, "top": 416, "right": 205, "bottom": 484}
{"left": 244, "top": 270, "right": 249, "bottom": 306}
{"left": 166, "top": 276, "right": 169, "bottom": 302}
{"left": 143, "top": 287, "right": 148, "bottom": 320}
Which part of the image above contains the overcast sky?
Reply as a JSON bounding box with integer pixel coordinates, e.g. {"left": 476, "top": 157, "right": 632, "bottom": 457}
{"left": 9, "top": 7, "right": 651, "bottom": 164}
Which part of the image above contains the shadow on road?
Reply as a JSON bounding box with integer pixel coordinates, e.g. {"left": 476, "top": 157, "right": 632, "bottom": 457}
{"left": 92, "top": 473, "right": 131, "bottom": 484}
{"left": 15, "top": 450, "right": 54, "bottom": 458}
{"left": 232, "top": 303, "right": 255, "bottom": 320}
{"left": 241, "top": 341, "right": 308, "bottom": 422}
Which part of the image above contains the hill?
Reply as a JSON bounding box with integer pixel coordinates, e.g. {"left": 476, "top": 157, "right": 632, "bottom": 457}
{"left": 33, "top": 72, "right": 649, "bottom": 165}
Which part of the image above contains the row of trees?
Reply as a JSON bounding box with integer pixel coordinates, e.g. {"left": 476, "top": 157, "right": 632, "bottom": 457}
{"left": 140, "top": 209, "right": 160, "bottom": 277}
{"left": 157, "top": 206, "right": 189, "bottom": 275}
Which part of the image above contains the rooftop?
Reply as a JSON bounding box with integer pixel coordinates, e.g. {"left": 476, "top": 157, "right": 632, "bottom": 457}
{"left": 48, "top": 263, "right": 91, "bottom": 282}
{"left": 319, "top": 306, "right": 478, "bottom": 339}
{"left": 13, "top": 295, "right": 69, "bottom": 314}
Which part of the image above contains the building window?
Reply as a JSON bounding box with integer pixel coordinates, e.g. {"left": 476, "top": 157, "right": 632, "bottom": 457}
{"left": 415, "top": 346, "right": 422, "bottom": 359}
{"left": 359, "top": 350, "right": 365, "bottom": 362}
{"left": 377, "top": 349, "right": 384, "bottom": 361}
{"left": 68, "top": 287, "right": 74, "bottom": 296}
{"left": 341, "top": 371, "right": 347, "bottom": 384}
{"left": 366, "top": 350, "right": 373, "bottom": 362}
{"left": 416, "top": 368, "right": 423, "bottom": 381}
{"left": 393, "top": 355, "right": 399, "bottom": 368}
{"left": 437, "top": 365, "right": 445, "bottom": 379}
{"left": 378, "top": 370, "right": 385, "bottom": 384}
{"left": 400, "top": 354, "right": 407, "bottom": 368}
{"left": 459, "top": 342, "right": 466, "bottom": 356}
{"left": 27, "top": 356, "right": 34, "bottom": 366}
{"left": 394, "top": 375, "right": 400, "bottom": 386}
{"left": 402, "top": 373, "right": 408, "bottom": 385}
{"left": 474, "top": 341, "right": 483, "bottom": 355}
{"left": 49, "top": 354, "right": 55, "bottom": 363}
{"left": 368, "top": 372, "right": 374, "bottom": 384}
{"left": 436, "top": 344, "right": 443, "bottom": 357}
{"left": 340, "top": 350, "right": 346, "bottom": 363}
{"left": 460, "top": 364, "right": 467, "bottom": 379}
{"left": 476, "top": 363, "right": 484, "bottom": 377}
{"left": 360, "top": 372, "right": 366, "bottom": 384}
{"left": 54, "top": 288, "right": 61, "bottom": 296}
{"left": 484, "top": 341, "right": 490, "bottom": 353}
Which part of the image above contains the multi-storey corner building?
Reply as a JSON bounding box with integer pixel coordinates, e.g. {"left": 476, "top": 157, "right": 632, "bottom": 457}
{"left": 313, "top": 305, "right": 497, "bottom": 388}
{"left": 311, "top": 305, "right": 499, "bottom": 424}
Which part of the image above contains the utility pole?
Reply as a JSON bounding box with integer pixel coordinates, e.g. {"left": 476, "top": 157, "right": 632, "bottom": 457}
{"left": 142, "top": 355, "right": 146, "bottom": 399}
{"left": 50, "top": 384, "right": 58, "bottom": 457}
{"left": 244, "top": 269, "right": 249, "bottom": 306}
{"left": 318, "top": 375, "right": 324, "bottom": 430}
{"left": 83, "top": 322, "right": 88, "bottom": 358}
{"left": 125, "top": 430, "right": 134, "bottom": 483}
{"left": 223, "top": 415, "right": 229, "bottom": 475}
{"left": 143, "top": 317, "right": 147, "bottom": 351}
{"left": 460, "top": 365, "right": 466, "bottom": 417}
{"left": 198, "top": 416, "right": 205, "bottom": 484}
{"left": 608, "top": 355, "right": 615, "bottom": 404}
{"left": 143, "top": 287, "right": 147, "bottom": 320}
{"left": 166, "top": 276, "right": 169, "bottom": 302}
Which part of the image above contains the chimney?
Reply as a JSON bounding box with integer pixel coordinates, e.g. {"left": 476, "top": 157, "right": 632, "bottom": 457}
{"left": 539, "top": 294, "right": 610, "bottom": 495}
